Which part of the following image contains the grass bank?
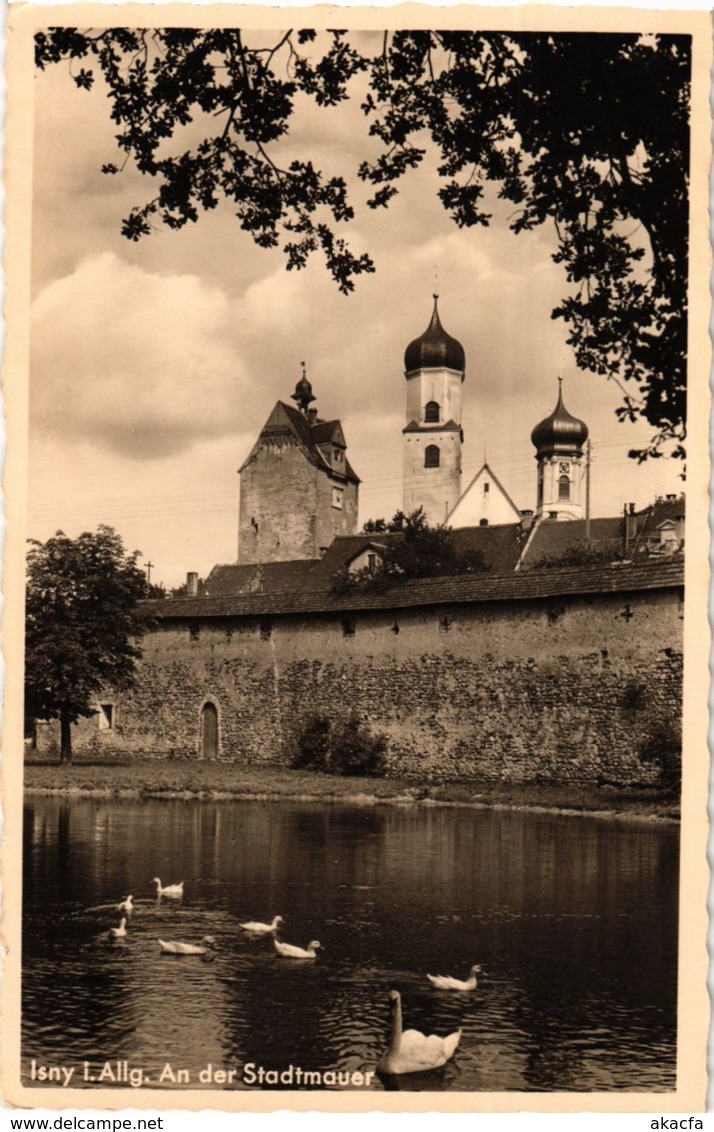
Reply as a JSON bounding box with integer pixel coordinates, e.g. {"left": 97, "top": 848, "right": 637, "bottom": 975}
{"left": 23, "top": 754, "right": 679, "bottom": 821}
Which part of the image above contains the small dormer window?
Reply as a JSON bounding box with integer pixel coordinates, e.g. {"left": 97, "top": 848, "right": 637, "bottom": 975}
{"left": 424, "top": 401, "right": 440, "bottom": 423}
{"left": 425, "top": 445, "right": 440, "bottom": 468}
{"left": 334, "top": 448, "right": 344, "bottom": 463}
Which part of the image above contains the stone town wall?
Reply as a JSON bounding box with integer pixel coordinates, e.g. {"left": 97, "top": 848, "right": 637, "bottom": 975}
{"left": 51, "top": 586, "right": 683, "bottom": 785}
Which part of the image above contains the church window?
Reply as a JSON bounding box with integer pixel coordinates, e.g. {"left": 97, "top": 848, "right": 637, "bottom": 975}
{"left": 558, "top": 475, "right": 570, "bottom": 501}
{"left": 332, "top": 486, "right": 344, "bottom": 509}
{"left": 424, "top": 401, "right": 440, "bottom": 423}
{"left": 537, "top": 470, "right": 544, "bottom": 507}
{"left": 425, "top": 445, "right": 440, "bottom": 468}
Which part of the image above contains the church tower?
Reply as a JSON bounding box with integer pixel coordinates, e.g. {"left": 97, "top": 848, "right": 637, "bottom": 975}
{"left": 531, "top": 380, "right": 589, "bottom": 521}
{"left": 402, "top": 297, "right": 465, "bottom": 526}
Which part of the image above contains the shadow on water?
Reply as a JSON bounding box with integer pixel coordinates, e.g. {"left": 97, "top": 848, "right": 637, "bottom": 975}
{"left": 22, "top": 796, "right": 678, "bottom": 1093}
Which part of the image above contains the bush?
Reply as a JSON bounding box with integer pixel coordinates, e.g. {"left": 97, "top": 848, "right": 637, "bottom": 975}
{"left": 292, "top": 713, "right": 387, "bottom": 777}
{"left": 291, "top": 715, "right": 331, "bottom": 772}
{"left": 640, "top": 720, "right": 682, "bottom": 793}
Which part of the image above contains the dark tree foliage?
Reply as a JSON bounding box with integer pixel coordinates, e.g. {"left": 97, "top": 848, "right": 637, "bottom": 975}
{"left": 292, "top": 713, "right": 387, "bottom": 777}
{"left": 25, "top": 526, "right": 150, "bottom": 763}
{"left": 35, "top": 29, "right": 691, "bottom": 459}
{"left": 334, "top": 507, "right": 488, "bottom": 592}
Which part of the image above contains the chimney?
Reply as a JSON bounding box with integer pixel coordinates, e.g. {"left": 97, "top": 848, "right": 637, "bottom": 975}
{"left": 623, "top": 504, "right": 637, "bottom": 554}
{"left": 186, "top": 572, "right": 199, "bottom": 598}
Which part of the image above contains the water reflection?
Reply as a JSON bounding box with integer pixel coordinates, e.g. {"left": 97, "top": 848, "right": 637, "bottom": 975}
{"left": 23, "top": 797, "right": 678, "bottom": 1092}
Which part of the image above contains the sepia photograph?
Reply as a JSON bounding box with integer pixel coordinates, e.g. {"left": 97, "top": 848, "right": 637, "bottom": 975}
{"left": 2, "top": 4, "right": 710, "bottom": 1114}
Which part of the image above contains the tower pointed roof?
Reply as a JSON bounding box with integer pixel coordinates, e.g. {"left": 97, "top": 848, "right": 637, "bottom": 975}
{"left": 531, "top": 380, "right": 589, "bottom": 457}
{"left": 404, "top": 295, "right": 465, "bottom": 376}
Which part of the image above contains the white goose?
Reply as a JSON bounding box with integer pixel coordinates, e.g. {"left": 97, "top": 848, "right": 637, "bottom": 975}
{"left": 158, "top": 936, "right": 216, "bottom": 956}
{"left": 117, "top": 895, "right": 134, "bottom": 913}
{"left": 376, "top": 990, "right": 461, "bottom": 1076}
{"left": 427, "top": 964, "right": 481, "bottom": 992}
{"left": 274, "top": 938, "right": 321, "bottom": 959}
{"left": 152, "top": 877, "right": 184, "bottom": 898}
{"left": 240, "top": 915, "right": 284, "bottom": 934}
{"left": 108, "top": 918, "right": 127, "bottom": 939}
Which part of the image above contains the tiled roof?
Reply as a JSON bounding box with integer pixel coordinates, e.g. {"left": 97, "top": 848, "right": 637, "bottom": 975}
{"left": 521, "top": 497, "right": 686, "bottom": 566}
{"left": 635, "top": 495, "right": 686, "bottom": 536}
{"left": 242, "top": 401, "right": 359, "bottom": 484}
{"left": 523, "top": 517, "right": 627, "bottom": 566}
{"left": 147, "top": 560, "right": 683, "bottom": 622}
{"left": 203, "top": 560, "right": 319, "bottom": 597}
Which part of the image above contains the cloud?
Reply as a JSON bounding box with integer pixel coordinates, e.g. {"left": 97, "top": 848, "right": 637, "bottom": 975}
{"left": 31, "top": 252, "right": 251, "bottom": 458}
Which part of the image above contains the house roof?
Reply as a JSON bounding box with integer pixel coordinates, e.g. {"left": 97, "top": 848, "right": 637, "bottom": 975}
{"left": 239, "top": 401, "right": 360, "bottom": 484}
{"left": 147, "top": 559, "right": 683, "bottom": 622}
{"left": 522, "top": 517, "right": 627, "bottom": 567}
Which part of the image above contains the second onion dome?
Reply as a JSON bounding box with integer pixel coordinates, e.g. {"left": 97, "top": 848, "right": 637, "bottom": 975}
{"left": 531, "top": 381, "right": 589, "bottom": 458}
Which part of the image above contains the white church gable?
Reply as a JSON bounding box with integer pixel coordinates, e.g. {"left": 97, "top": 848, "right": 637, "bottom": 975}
{"left": 447, "top": 463, "right": 522, "bottom": 528}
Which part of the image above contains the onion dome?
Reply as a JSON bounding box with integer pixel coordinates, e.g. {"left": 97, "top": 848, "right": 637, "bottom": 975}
{"left": 531, "top": 381, "right": 589, "bottom": 457}
{"left": 404, "top": 295, "right": 465, "bottom": 376}
{"left": 291, "top": 362, "right": 316, "bottom": 414}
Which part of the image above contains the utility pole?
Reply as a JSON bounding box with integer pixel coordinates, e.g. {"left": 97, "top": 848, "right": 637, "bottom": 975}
{"left": 585, "top": 440, "right": 592, "bottom": 543}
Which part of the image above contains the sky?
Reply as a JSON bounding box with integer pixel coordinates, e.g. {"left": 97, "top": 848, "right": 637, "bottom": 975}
{"left": 28, "top": 31, "right": 686, "bottom": 590}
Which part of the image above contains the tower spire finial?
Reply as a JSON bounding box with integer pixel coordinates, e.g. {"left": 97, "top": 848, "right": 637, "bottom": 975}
{"left": 291, "top": 361, "right": 315, "bottom": 414}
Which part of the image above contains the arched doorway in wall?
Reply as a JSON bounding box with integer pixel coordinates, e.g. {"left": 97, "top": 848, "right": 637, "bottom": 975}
{"left": 199, "top": 701, "right": 219, "bottom": 760}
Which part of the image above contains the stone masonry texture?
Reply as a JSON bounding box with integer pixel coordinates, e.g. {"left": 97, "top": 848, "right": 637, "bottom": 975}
{"left": 57, "top": 585, "right": 683, "bottom": 786}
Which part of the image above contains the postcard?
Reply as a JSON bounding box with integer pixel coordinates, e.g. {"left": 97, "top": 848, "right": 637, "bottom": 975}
{"left": 2, "top": 3, "right": 711, "bottom": 1115}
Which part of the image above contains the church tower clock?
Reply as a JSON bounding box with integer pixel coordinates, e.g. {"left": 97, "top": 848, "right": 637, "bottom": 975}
{"left": 531, "top": 380, "right": 589, "bottom": 521}
{"left": 402, "top": 296, "right": 465, "bottom": 526}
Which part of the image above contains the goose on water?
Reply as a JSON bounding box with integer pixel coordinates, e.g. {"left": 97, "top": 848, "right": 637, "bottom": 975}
{"left": 117, "top": 895, "right": 134, "bottom": 913}
{"left": 427, "top": 964, "right": 481, "bottom": 992}
{"left": 240, "top": 915, "right": 284, "bottom": 934}
{"left": 376, "top": 990, "right": 461, "bottom": 1076}
{"left": 274, "top": 938, "right": 321, "bottom": 959}
{"left": 158, "top": 936, "right": 216, "bottom": 956}
{"left": 152, "top": 878, "right": 184, "bottom": 897}
{"left": 109, "top": 918, "right": 127, "bottom": 939}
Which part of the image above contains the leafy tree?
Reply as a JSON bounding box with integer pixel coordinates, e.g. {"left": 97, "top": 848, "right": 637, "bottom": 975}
{"left": 292, "top": 713, "right": 387, "bottom": 777}
{"left": 334, "top": 507, "right": 488, "bottom": 592}
{"left": 34, "top": 29, "right": 690, "bottom": 460}
{"left": 25, "top": 526, "right": 150, "bottom": 764}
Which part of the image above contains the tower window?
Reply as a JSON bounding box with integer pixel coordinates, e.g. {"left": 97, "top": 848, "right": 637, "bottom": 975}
{"left": 484, "top": 482, "right": 490, "bottom": 494}
{"left": 424, "top": 445, "right": 440, "bottom": 468}
{"left": 334, "top": 448, "right": 344, "bottom": 463}
{"left": 332, "top": 487, "right": 344, "bottom": 510}
{"left": 424, "top": 401, "right": 440, "bottom": 423}
{"left": 558, "top": 475, "right": 570, "bottom": 501}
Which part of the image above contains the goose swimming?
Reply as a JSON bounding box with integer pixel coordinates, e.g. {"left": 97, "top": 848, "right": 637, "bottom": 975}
{"left": 376, "top": 990, "right": 461, "bottom": 1075}
{"left": 108, "top": 918, "right": 127, "bottom": 939}
{"left": 158, "top": 936, "right": 216, "bottom": 956}
{"left": 117, "top": 895, "right": 134, "bottom": 913}
{"left": 240, "top": 915, "right": 284, "bottom": 934}
{"left": 152, "top": 878, "right": 184, "bottom": 897}
{"left": 427, "top": 964, "right": 481, "bottom": 991}
{"left": 274, "top": 938, "right": 321, "bottom": 959}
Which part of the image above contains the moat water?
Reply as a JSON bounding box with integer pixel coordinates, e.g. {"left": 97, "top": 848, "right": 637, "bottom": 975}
{"left": 22, "top": 796, "right": 678, "bottom": 1092}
